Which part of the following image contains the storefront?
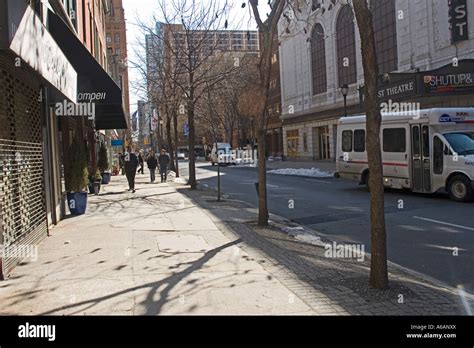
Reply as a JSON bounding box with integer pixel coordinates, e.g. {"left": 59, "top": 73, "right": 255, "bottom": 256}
{"left": 0, "top": 2, "right": 78, "bottom": 278}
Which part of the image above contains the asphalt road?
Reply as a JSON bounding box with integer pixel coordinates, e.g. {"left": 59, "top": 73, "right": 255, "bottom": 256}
{"left": 179, "top": 161, "right": 474, "bottom": 295}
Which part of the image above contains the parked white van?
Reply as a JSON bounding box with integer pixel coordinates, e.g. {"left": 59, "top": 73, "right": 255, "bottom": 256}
{"left": 336, "top": 108, "right": 474, "bottom": 202}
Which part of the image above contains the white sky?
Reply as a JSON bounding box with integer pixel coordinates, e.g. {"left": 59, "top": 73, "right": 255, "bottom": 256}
{"left": 122, "top": 0, "right": 271, "bottom": 113}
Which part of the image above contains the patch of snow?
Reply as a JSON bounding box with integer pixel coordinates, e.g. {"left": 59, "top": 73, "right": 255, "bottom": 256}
{"left": 173, "top": 177, "right": 188, "bottom": 184}
{"left": 280, "top": 226, "right": 326, "bottom": 247}
{"left": 267, "top": 168, "right": 333, "bottom": 178}
{"left": 235, "top": 163, "right": 257, "bottom": 168}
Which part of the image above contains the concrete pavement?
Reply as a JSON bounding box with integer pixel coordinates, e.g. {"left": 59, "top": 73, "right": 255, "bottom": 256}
{"left": 0, "top": 173, "right": 311, "bottom": 315}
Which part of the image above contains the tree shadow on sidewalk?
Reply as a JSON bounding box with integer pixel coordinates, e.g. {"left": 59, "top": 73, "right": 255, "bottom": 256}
{"left": 35, "top": 239, "right": 242, "bottom": 315}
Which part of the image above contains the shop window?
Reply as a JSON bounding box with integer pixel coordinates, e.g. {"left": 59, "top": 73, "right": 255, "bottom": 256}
{"left": 354, "top": 129, "right": 365, "bottom": 152}
{"left": 383, "top": 128, "right": 406, "bottom": 153}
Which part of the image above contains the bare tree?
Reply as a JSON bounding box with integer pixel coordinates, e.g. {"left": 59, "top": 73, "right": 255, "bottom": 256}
{"left": 148, "top": 0, "right": 238, "bottom": 189}
{"left": 352, "top": 0, "right": 388, "bottom": 289}
{"left": 243, "top": 0, "right": 388, "bottom": 288}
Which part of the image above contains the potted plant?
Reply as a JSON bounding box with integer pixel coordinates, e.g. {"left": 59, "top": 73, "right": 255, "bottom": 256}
{"left": 65, "top": 138, "right": 89, "bottom": 215}
{"left": 98, "top": 142, "right": 111, "bottom": 184}
{"left": 88, "top": 168, "right": 102, "bottom": 195}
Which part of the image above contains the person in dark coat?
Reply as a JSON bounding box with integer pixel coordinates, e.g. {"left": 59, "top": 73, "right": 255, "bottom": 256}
{"left": 137, "top": 152, "right": 144, "bottom": 174}
{"left": 158, "top": 149, "right": 170, "bottom": 183}
{"left": 119, "top": 153, "right": 125, "bottom": 175}
{"left": 124, "top": 145, "right": 138, "bottom": 192}
{"left": 146, "top": 150, "right": 158, "bottom": 183}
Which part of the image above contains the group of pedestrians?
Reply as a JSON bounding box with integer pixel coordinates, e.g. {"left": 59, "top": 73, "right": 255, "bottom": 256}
{"left": 120, "top": 146, "right": 170, "bottom": 193}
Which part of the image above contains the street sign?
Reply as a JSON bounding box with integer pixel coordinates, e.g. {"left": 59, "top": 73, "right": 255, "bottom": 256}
{"left": 184, "top": 122, "right": 189, "bottom": 137}
{"left": 111, "top": 139, "right": 124, "bottom": 147}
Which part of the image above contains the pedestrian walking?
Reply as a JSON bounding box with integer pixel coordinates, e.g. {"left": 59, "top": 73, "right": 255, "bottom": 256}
{"left": 124, "top": 145, "right": 138, "bottom": 193}
{"left": 119, "top": 152, "right": 125, "bottom": 175}
{"left": 158, "top": 149, "right": 170, "bottom": 183}
{"left": 146, "top": 150, "right": 158, "bottom": 183}
{"left": 137, "top": 152, "right": 144, "bottom": 174}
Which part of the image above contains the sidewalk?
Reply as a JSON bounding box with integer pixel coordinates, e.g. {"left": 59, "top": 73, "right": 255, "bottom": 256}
{"left": 0, "top": 173, "right": 312, "bottom": 315}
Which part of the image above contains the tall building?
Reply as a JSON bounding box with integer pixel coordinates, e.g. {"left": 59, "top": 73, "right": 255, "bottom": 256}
{"left": 145, "top": 23, "right": 260, "bottom": 149}
{"left": 105, "top": 0, "right": 130, "bottom": 117}
{"left": 279, "top": 0, "right": 474, "bottom": 161}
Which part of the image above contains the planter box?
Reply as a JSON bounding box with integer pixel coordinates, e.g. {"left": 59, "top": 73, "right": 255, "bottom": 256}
{"left": 67, "top": 192, "right": 88, "bottom": 215}
{"left": 101, "top": 172, "right": 111, "bottom": 184}
{"left": 88, "top": 181, "right": 101, "bottom": 195}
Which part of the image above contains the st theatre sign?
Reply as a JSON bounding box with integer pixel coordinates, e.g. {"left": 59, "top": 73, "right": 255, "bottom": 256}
{"left": 449, "top": 0, "right": 469, "bottom": 43}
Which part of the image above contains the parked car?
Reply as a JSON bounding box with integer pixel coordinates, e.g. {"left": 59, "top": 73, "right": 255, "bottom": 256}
{"left": 210, "top": 143, "right": 236, "bottom": 165}
{"left": 177, "top": 151, "right": 186, "bottom": 160}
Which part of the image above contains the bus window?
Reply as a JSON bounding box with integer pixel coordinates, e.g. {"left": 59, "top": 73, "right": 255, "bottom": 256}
{"left": 342, "top": 130, "right": 353, "bottom": 152}
{"left": 433, "top": 136, "right": 444, "bottom": 174}
{"left": 383, "top": 128, "right": 406, "bottom": 153}
{"left": 354, "top": 130, "right": 365, "bottom": 152}
{"left": 422, "top": 126, "right": 430, "bottom": 157}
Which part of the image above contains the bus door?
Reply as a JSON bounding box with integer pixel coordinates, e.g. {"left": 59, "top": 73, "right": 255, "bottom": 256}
{"left": 411, "top": 125, "right": 431, "bottom": 192}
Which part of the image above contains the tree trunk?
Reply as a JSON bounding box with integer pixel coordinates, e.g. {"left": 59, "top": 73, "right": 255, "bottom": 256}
{"left": 188, "top": 95, "right": 197, "bottom": 189}
{"left": 257, "top": 128, "right": 268, "bottom": 226}
{"left": 173, "top": 112, "right": 179, "bottom": 178}
{"left": 166, "top": 112, "right": 175, "bottom": 172}
{"left": 353, "top": 0, "right": 388, "bottom": 290}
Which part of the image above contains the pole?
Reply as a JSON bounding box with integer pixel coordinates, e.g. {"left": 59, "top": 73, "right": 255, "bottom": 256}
{"left": 344, "top": 95, "right": 347, "bottom": 117}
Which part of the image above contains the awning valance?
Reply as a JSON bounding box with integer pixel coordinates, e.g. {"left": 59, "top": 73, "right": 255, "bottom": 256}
{"left": 48, "top": 10, "right": 128, "bottom": 130}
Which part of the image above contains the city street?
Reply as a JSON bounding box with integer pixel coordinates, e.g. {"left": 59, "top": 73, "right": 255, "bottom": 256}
{"left": 186, "top": 161, "right": 474, "bottom": 295}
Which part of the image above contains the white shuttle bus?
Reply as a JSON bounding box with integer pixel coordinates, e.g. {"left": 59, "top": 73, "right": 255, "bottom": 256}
{"left": 336, "top": 108, "right": 474, "bottom": 202}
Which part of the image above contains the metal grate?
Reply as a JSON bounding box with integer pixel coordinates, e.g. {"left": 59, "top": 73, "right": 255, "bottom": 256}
{"left": 0, "top": 57, "right": 47, "bottom": 277}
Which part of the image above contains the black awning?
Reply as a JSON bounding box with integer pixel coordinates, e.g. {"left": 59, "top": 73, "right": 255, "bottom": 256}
{"left": 47, "top": 10, "right": 128, "bottom": 130}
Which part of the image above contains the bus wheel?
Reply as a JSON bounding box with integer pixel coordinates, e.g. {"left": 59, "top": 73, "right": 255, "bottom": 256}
{"left": 363, "top": 171, "right": 370, "bottom": 192}
{"left": 448, "top": 175, "right": 472, "bottom": 202}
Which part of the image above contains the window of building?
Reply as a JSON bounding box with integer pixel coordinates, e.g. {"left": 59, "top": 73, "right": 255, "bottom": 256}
{"left": 82, "top": 0, "right": 87, "bottom": 42}
{"left": 94, "top": 26, "right": 99, "bottom": 60}
{"left": 342, "top": 130, "right": 353, "bottom": 152}
{"left": 287, "top": 131, "right": 299, "bottom": 156}
{"left": 106, "top": 33, "right": 112, "bottom": 46}
{"left": 109, "top": 0, "right": 115, "bottom": 16}
{"left": 383, "top": 128, "right": 406, "bottom": 153}
{"left": 115, "top": 48, "right": 121, "bottom": 55}
{"left": 373, "top": 0, "right": 398, "bottom": 74}
{"left": 115, "top": 33, "right": 120, "bottom": 44}
{"left": 90, "top": 13, "right": 93, "bottom": 53}
{"left": 336, "top": 5, "right": 357, "bottom": 86}
{"left": 354, "top": 130, "right": 366, "bottom": 152}
{"left": 311, "top": 23, "right": 327, "bottom": 95}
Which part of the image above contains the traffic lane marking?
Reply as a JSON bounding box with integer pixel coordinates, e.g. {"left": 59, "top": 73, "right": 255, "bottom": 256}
{"left": 413, "top": 216, "right": 474, "bottom": 231}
